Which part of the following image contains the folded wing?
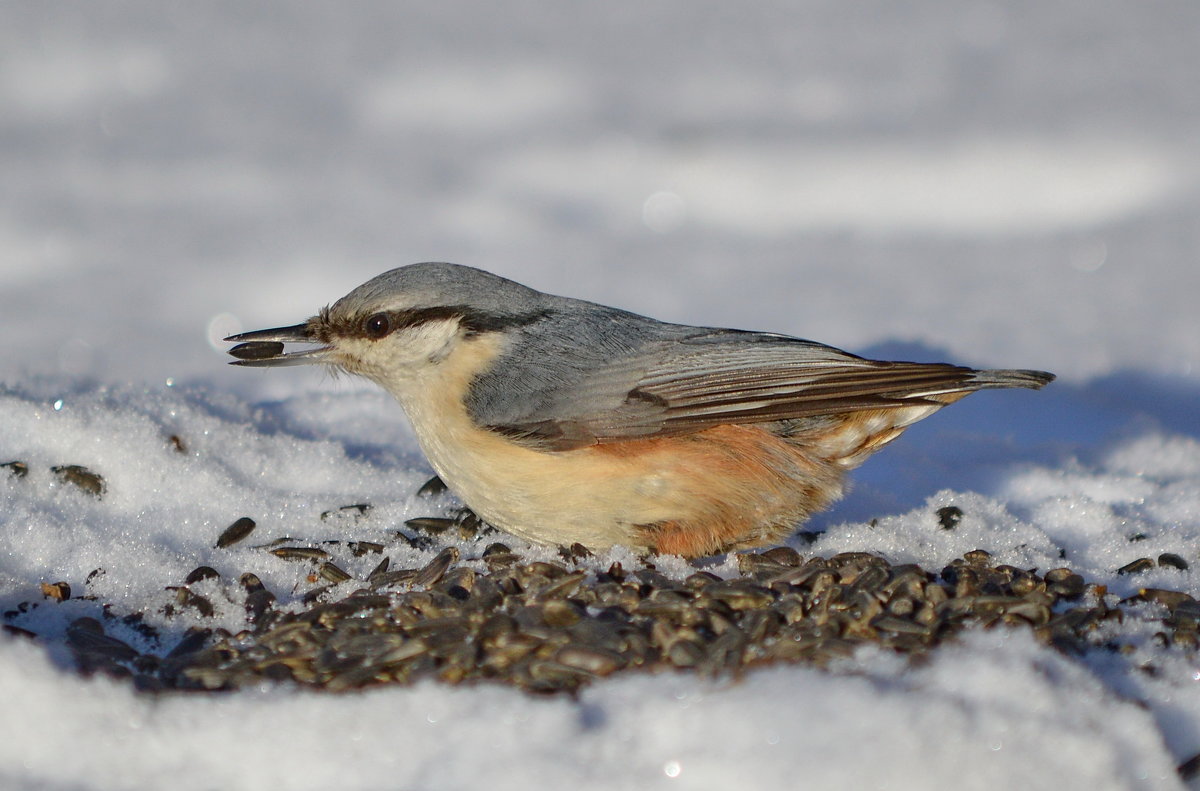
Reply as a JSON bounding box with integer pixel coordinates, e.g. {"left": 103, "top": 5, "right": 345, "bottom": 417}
{"left": 480, "top": 328, "right": 1053, "bottom": 451}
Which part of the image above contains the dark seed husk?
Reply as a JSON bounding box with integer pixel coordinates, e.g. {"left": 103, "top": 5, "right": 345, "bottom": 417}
{"left": 52, "top": 465, "right": 105, "bottom": 498}
{"left": 239, "top": 572, "right": 266, "bottom": 593}
{"left": 185, "top": 566, "right": 220, "bottom": 585}
{"left": 303, "top": 585, "right": 337, "bottom": 605}
{"left": 534, "top": 572, "right": 587, "bottom": 602}
{"left": 270, "top": 547, "right": 330, "bottom": 562}
{"left": 417, "top": 476, "right": 448, "bottom": 497}
{"left": 871, "top": 614, "right": 933, "bottom": 637}
{"left": 936, "top": 505, "right": 963, "bottom": 530}
{"left": 1172, "top": 600, "right": 1200, "bottom": 624}
{"left": 1045, "top": 570, "right": 1086, "bottom": 600}
{"left": 216, "top": 517, "right": 257, "bottom": 548}
{"left": 738, "top": 553, "right": 790, "bottom": 577}
{"left": 412, "top": 548, "right": 459, "bottom": 588}
{"left": 369, "top": 569, "right": 419, "bottom": 589}
{"left": 319, "top": 562, "right": 353, "bottom": 583}
{"left": 555, "top": 644, "right": 624, "bottom": 676}
{"left": 1131, "top": 588, "right": 1195, "bottom": 610}
{"left": 541, "top": 599, "right": 584, "bottom": 627}
{"left": 705, "top": 581, "right": 775, "bottom": 610}
{"left": 667, "top": 638, "right": 707, "bottom": 667}
{"left": 245, "top": 589, "right": 276, "bottom": 622}
{"left": 67, "top": 618, "right": 139, "bottom": 670}
{"left": 1158, "top": 553, "right": 1189, "bottom": 571}
{"left": 1, "top": 461, "right": 28, "bottom": 478}
{"left": 760, "top": 546, "right": 802, "bottom": 567}
{"left": 228, "top": 341, "right": 285, "bottom": 360}
{"left": 405, "top": 517, "right": 455, "bottom": 535}
{"left": 963, "top": 549, "right": 992, "bottom": 566}
{"left": 1117, "top": 558, "right": 1155, "bottom": 576}
{"left": 366, "top": 556, "right": 391, "bottom": 581}
{"left": 559, "top": 543, "right": 593, "bottom": 562}
{"left": 165, "top": 628, "right": 211, "bottom": 660}
{"left": 170, "top": 587, "right": 215, "bottom": 617}
{"left": 451, "top": 509, "right": 483, "bottom": 537}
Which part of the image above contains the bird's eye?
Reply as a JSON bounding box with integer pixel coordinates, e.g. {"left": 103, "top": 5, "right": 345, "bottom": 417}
{"left": 363, "top": 313, "right": 391, "bottom": 339}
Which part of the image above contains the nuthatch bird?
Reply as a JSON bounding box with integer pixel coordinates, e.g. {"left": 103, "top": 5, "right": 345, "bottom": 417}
{"left": 226, "top": 263, "right": 1054, "bottom": 557}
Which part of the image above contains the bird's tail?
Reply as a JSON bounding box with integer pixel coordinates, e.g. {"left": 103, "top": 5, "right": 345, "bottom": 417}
{"left": 809, "top": 365, "right": 1055, "bottom": 470}
{"left": 967, "top": 369, "right": 1056, "bottom": 390}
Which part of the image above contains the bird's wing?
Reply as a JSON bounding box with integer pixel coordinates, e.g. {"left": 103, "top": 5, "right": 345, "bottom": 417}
{"left": 479, "top": 328, "right": 986, "bottom": 451}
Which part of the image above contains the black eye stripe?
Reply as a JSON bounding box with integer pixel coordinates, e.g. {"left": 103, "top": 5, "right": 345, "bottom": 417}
{"left": 391, "top": 306, "right": 474, "bottom": 331}
{"left": 350, "top": 305, "right": 551, "bottom": 339}
{"left": 357, "top": 308, "right": 457, "bottom": 340}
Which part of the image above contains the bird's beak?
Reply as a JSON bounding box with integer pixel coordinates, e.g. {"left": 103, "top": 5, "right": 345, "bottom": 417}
{"left": 224, "top": 322, "right": 330, "bottom": 367}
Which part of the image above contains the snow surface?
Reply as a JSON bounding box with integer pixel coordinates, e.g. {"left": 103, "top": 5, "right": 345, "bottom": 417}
{"left": 2, "top": 2, "right": 1200, "bottom": 789}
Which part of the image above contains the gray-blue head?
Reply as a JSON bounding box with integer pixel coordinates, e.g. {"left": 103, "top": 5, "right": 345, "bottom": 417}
{"left": 224, "top": 262, "right": 556, "bottom": 379}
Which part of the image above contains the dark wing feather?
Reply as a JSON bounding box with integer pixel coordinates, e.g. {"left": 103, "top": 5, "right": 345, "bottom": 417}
{"left": 478, "top": 325, "right": 998, "bottom": 449}
{"left": 582, "top": 357, "right": 981, "bottom": 443}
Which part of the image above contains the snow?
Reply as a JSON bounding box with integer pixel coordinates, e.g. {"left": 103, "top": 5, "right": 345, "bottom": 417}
{"left": 2, "top": 1, "right": 1200, "bottom": 789}
{"left": 0, "top": 630, "right": 1182, "bottom": 791}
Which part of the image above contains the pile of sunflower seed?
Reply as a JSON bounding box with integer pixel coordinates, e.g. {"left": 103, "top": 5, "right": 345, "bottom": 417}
{"left": 4, "top": 465, "right": 1197, "bottom": 698}
{"left": 22, "top": 525, "right": 1195, "bottom": 698}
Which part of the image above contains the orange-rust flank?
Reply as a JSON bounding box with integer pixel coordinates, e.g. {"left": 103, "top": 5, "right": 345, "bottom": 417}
{"left": 611, "top": 403, "right": 985, "bottom": 556}
{"left": 638, "top": 520, "right": 710, "bottom": 557}
{"left": 611, "top": 423, "right": 845, "bottom": 556}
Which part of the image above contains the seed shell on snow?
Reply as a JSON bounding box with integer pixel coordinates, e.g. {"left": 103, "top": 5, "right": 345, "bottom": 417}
{"left": 215, "top": 517, "right": 257, "bottom": 548}
{"left": 2, "top": 461, "right": 29, "bottom": 479}
{"left": 51, "top": 465, "right": 106, "bottom": 498}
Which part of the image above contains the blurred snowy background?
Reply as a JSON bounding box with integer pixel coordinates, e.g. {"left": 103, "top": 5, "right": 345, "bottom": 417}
{"left": 5, "top": 2, "right": 1198, "bottom": 390}
{"left": 2, "top": 2, "right": 1199, "bottom": 789}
